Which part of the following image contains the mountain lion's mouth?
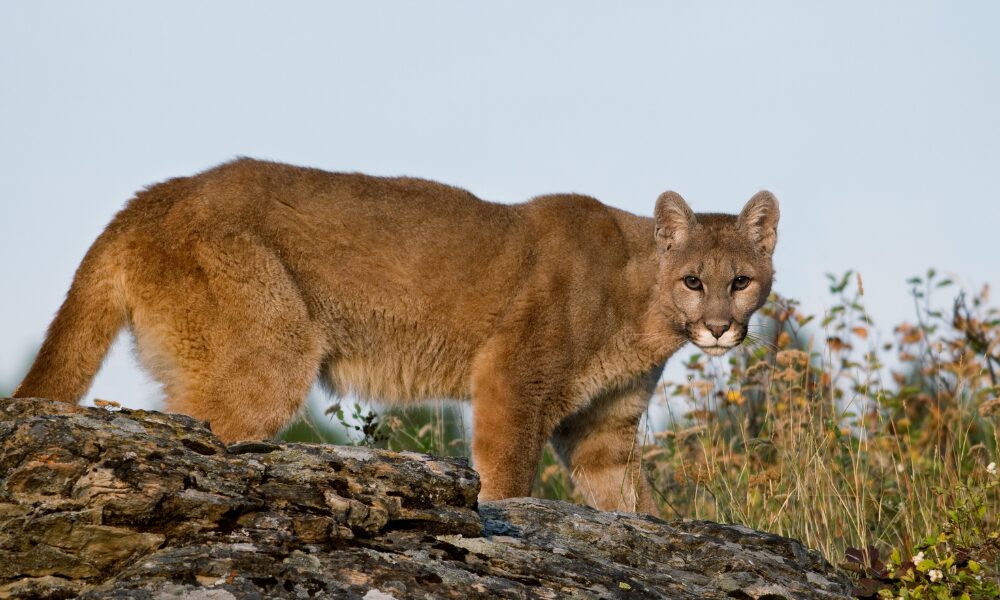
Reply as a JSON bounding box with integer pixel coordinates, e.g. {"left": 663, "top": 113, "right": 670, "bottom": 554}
{"left": 686, "top": 324, "right": 744, "bottom": 357}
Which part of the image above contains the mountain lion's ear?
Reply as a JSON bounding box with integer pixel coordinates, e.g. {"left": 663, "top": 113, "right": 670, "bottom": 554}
{"left": 737, "top": 191, "right": 780, "bottom": 255}
{"left": 654, "top": 191, "right": 696, "bottom": 251}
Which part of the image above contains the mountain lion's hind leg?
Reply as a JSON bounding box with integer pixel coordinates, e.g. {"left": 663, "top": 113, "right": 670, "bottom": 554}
{"left": 551, "top": 380, "right": 658, "bottom": 514}
{"left": 162, "top": 315, "right": 323, "bottom": 444}
{"left": 134, "top": 235, "right": 324, "bottom": 443}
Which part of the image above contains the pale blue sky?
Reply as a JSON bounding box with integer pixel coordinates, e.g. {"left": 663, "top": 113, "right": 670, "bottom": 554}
{"left": 2, "top": 2, "right": 998, "bottom": 407}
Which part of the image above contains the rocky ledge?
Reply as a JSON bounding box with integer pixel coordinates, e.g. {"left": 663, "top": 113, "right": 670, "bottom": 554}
{"left": 0, "top": 398, "right": 854, "bottom": 599}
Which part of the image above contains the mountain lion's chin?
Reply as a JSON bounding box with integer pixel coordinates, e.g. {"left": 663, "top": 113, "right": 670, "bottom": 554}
{"left": 699, "top": 345, "right": 734, "bottom": 357}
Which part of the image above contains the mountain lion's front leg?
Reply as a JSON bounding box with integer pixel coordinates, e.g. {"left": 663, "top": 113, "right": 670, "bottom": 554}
{"left": 469, "top": 338, "right": 567, "bottom": 501}
{"left": 551, "top": 379, "right": 659, "bottom": 514}
{"left": 470, "top": 386, "right": 548, "bottom": 501}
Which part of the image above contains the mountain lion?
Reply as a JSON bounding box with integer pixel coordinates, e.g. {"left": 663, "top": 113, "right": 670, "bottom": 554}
{"left": 14, "top": 158, "right": 779, "bottom": 513}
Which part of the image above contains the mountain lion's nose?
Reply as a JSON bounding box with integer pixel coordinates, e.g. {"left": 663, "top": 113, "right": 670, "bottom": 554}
{"left": 706, "top": 321, "right": 731, "bottom": 339}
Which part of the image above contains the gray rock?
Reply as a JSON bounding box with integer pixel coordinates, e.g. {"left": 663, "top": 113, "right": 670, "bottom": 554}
{"left": 0, "top": 398, "right": 855, "bottom": 599}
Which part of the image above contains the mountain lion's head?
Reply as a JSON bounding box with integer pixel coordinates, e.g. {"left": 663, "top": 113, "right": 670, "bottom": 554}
{"left": 654, "top": 191, "right": 780, "bottom": 356}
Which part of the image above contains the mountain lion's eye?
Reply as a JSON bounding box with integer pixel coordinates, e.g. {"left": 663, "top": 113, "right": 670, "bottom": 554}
{"left": 732, "top": 276, "right": 751, "bottom": 291}
{"left": 683, "top": 276, "right": 703, "bottom": 291}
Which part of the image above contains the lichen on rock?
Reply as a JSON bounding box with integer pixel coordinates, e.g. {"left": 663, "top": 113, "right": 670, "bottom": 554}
{"left": 0, "top": 398, "right": 854, "bottom": 598}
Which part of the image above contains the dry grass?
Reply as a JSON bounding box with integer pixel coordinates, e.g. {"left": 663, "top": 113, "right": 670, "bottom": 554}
{"left": 633, "top": 271, "right": 999, "bottom": 595}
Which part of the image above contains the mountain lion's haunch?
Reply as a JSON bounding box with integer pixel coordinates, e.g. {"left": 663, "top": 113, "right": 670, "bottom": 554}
{"left": 14, "top": 159, "right": 779, "bottom": 513}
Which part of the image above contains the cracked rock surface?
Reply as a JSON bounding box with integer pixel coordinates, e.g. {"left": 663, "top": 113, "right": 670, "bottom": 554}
{"left": 0, "top": 398, "right": 854, "bottom": 599}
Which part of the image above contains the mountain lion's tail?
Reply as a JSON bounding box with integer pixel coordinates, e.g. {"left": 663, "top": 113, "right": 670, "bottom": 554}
{"left": 13, "top": 229, "right": 127, "bottom": 403}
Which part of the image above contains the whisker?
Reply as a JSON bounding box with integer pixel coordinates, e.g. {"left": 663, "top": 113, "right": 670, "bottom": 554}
{"left": 741, "top": 332, "right": 779, "bottom": 353}
{"left": 743, "top": 338, "right": 779, "bottom": 353}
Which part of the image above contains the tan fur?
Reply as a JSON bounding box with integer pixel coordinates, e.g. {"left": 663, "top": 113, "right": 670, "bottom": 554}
{"left": 14, "top": 158, "right": 779, "bottom": 513}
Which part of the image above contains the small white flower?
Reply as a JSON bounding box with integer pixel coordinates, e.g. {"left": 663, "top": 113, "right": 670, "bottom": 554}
{"left": 988, "top": 462, "right": 997, "bottom": 476}
{"left": 928, "top": 568, "right": 943, "bottom": 582}
{"left": 896, "top": 463, "right": 905, "bottom": 473}
{"left": 911, "top": 551, "right": 925, "bottom": 564}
